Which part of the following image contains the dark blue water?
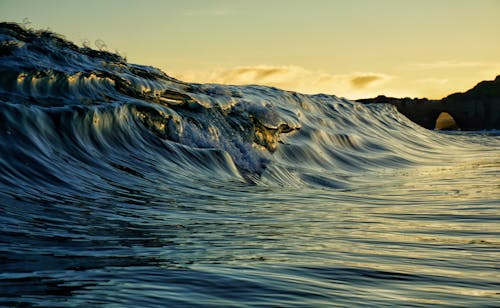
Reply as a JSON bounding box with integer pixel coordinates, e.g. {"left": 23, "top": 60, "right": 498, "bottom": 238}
{"left": 1, "top": 23, "right": 499, "bottom": 307}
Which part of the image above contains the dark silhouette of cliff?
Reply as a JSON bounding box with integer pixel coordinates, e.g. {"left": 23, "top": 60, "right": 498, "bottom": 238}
{"left": 357, "top": 75, "right": 500, "bottom": 130}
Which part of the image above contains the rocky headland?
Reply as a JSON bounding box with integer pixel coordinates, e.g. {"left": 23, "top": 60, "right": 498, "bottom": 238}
{"left": 357, "top": 75, "right": 500, "bottom": 131}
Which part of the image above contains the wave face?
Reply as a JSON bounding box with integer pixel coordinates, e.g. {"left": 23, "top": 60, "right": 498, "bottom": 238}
{"left": 1, "top": 23, "right": 499, "bottom": 306}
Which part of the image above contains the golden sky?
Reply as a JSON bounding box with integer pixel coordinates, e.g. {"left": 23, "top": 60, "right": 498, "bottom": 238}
{"left": 2, "top": 0, "right": 499, "bottom": 99}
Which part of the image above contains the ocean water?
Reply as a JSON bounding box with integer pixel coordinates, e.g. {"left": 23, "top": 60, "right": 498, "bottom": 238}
{"left": 0, "top": 23, "right": 499, "bottom": 307}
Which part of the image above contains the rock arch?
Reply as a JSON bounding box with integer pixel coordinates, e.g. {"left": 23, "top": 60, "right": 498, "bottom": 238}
{"left": 434, "top": 111, "right": 459, "bottom": 130}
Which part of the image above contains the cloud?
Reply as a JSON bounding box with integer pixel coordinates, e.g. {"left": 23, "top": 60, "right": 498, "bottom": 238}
{"left": 214, "top": 66, "right": 291, "bottom": 83}
{"left": 228, "top": 67, "right": 284, "bottom": 80}
{"left": 351, "top": 75, "right": 385, "bottom": 88}
{"left": 174, "top": 65, "right": 392, "bottom": 98}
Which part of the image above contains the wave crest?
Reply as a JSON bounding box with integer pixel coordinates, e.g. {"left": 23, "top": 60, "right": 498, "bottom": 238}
{"left": 0, "top": 22, "right": 469, "bottom": 188}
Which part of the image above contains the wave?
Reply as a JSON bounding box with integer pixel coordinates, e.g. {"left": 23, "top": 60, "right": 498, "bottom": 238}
{"left": 0, "top": 22, "right": 484, "bottom": 193}
{"left": 2, "top": 22, "right": 500, "bottom": 308}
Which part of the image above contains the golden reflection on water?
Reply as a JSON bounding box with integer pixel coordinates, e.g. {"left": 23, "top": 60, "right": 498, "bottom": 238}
{"left": 254, "top": 143, "right": 500, "bottom": 305}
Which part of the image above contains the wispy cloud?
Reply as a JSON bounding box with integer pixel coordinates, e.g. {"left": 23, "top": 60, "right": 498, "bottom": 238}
{"left": 173, "top": 65, "right": 392, "bottom": 98}
{"left": 350, "top": 75, "right": 385, "bottom": 89}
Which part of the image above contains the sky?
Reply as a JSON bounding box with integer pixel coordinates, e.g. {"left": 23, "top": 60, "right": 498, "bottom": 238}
{"left": 1, "top": 0, "right": 499, "bottom": 99}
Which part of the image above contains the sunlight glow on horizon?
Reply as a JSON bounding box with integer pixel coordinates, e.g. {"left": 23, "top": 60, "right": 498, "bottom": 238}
{"left": 1, "top": 0, "right": 499, "bottom": 99}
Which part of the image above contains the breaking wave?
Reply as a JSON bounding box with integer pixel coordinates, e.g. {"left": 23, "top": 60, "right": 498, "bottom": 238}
{"left": 1, "top": 23, "right": 499, "bottom": 307}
